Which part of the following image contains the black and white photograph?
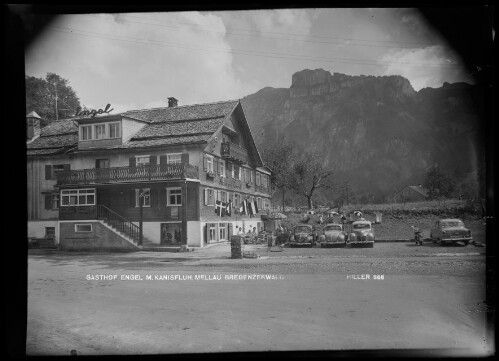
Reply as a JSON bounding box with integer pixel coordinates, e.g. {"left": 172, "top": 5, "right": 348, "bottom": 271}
{"left": 8, "top": 3, "right": 494, "bottom": 357}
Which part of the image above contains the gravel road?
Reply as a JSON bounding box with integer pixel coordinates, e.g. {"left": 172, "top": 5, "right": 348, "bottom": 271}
{"left": 27, "top": 243, "right": 491, "bottom": 356}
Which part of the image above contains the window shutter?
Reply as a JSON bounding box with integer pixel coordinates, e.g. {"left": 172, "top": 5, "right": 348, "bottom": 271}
{"left": 203, "top": 154, "right": 208, "bottom": 172}
{"left": 129, "top": 157, "right": 136, "bottom": 167}
{"left": 129, "top": 189, "right": 136, "bottom": 207}
{"left": 204, "top": 188, "right": 208, "bottom": 205}
{"left": 45, "top": 165, "right": 52, "bottom": 180}
{"left": 159, "top": 155, "right": 167, "bottom": 164}
{"left": 150, "top": 156, "right": 157, "bottom": 165}
{"left": 150, "top": 188, "right": 158, "bottom": 208}
{"left": 181, "top": 153, "right": 189, "bottom": 164}
{"left": 44, "top": 195, "right": 52, "bottom": 210}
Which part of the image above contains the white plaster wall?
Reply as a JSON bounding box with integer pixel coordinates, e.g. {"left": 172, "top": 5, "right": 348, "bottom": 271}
{"left": 28, "top": 220, "right": 59, "bottom": 243}
{"left": 187, "top": 221, "right": 202, "bottom": 247}
{"left": 122, "top": 118, "right": 147, "bottom": 143}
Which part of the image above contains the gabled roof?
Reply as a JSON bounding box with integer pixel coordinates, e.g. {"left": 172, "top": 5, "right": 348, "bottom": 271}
{"left": 407, "top": 185, "right": 429, "bottom": 197}
{"left": 27, "top": 119, "right": 78, "bottom": 156}
{"left": 122, "top": 100, "right": 239, "bottom": 123}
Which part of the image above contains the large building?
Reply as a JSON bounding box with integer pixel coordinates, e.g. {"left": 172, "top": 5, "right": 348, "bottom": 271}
{"left": 27, "top": 99, "right": 272, "bottom": 250}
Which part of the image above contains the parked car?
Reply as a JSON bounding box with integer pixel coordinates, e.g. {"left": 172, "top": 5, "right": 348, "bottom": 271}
{"left": 430, "top": 218, "right": 472, "bottom": 246}
{"left": 348, "top": 221, "right": 375, "bottom": 248}
{"left": 319, "top": 223, "right": 347, "bottom": 248}
{"left": 289, "top": 224, "right": 317, "bottom": 247}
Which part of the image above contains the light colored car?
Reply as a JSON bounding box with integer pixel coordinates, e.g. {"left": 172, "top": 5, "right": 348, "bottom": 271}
{"left": 319, "top": 223, "right": 347, "bottom": 248}
{"left": 348, "top": 221, "right": 375, "bottom": 248}
{"left": 430, "top": 218, "right": 472, "bottom": 246}
{"left": 289, "top": 224, "right": 316, "bottom": 247}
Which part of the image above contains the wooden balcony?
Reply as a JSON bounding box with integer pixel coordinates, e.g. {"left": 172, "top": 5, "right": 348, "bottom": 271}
{"left": 56, "top": 164, "right": 199, "bottom": 186}
{"left": 221, "top": 141, "right": 248, "bottom": 164}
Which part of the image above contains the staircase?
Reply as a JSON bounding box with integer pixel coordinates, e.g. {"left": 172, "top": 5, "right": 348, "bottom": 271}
{"left": 96, "top": 205, "right": 186, "bottom": 252}
{"left": 97, "top": 205, "right": 141, "bottom": 246}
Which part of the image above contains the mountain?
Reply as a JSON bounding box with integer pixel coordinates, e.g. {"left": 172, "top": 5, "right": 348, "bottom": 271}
{"left": 241, "top": 69, "right": 485, "bottom": 202}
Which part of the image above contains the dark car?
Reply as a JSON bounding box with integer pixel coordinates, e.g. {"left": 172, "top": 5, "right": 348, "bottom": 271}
{"left": 348, "top": 221, "right": 375, "bottom": 248}
{"left": 289, "top": 224, "right": 317, "bottom": 247}
{"left": 318, "top": 223, "right": 347, "bottom": 248}
{"left": 430, "top": 218, "right": 472, "bottom": 246}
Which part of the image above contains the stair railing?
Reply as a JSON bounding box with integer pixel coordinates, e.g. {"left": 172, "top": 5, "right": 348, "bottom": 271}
{"left": 96, "top": 205, "right": 140, "bottom": 243}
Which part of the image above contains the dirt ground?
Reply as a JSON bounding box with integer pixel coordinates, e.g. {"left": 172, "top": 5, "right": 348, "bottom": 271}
{"left": 27, "top": 243, "right": 492, "bottom": 356}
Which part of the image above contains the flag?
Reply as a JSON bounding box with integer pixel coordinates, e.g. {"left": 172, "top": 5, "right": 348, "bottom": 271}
{"left": 250, "top": 201, "right": 257, "bottom": 216}
{"left": 226, "top": 201, "right": 232, "bottom": 217}
{"left": 215, "top": 201, "right": 223, "bottom": 216}
{"left": 253, "top": 201, "right": 259, "bottom": 214}
{"left": 242, "top": 200, "right": 248, "bottom": 215}
{"left": 221, "top": 202, "right": 227, "bottom": 217}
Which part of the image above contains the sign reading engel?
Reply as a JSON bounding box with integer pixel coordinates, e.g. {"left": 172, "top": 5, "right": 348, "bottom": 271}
{"left": 75, "top": 103, "right": 114, "bottom": 118}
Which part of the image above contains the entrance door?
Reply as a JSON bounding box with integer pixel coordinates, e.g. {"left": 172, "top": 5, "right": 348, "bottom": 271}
{"left": 97, "top": 188, "right": 111, "bottom": 208}
{"left": 161, "top": 223, "right": 183, "bottom": 245}
{"left": 95, "top": 159, "right": 110, "bottom": 183}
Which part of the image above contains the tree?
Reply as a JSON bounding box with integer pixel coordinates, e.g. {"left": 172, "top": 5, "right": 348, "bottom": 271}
{"left": 26, "top": 73, "right": 81, "bottom": 124}
{"left": 261, "top": 138, "right": 294, "bottom": 212}
{"left": 290, "top": 151, "right": 335, "bottom": 209}
{"left": 423, "top": 165, "right": 456, "bottom": 199}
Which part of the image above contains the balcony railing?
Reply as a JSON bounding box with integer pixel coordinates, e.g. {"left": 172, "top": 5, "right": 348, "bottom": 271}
{"left": 56, "top": 164, "right": 199, "bottom": 186}
{"left": 221, "top": 141, "right": 248, "bottom": 164}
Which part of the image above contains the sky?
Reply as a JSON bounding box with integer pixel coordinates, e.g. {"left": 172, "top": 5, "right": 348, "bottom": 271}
{"left": 24, "top": 8, "right": 475, "bottom": 114}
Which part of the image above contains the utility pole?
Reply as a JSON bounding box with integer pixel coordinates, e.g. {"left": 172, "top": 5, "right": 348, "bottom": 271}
{"left": 139, "top": 188, "right": 143, "bottom": 246}
{"left": 53, "top": 81, "right": 59, "bottom": 121}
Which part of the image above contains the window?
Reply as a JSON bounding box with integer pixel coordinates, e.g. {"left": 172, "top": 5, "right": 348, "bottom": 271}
{"left": 52, "top": 194, "right": 59, "bottom": 209}
{"left": 46, "top": 164, "right": 70, "bottom": 180}
{"left": 45, "top": 227, "right": 55, "bottom": 237}
{"left": 80, "top": 125, "right": 92, "bottom": 140}
{"left": 135, "top": 188, "right": 150, "bottom": 207}
{"left": 95, "top": 124, "right": 106, "bottom": 139}
{"left": 233, "top": 165, "right": 240, "bottom": 180}
{"left": 95, "top": 159, "right": 109, "bottom": 168}
{"left": 61, "top": 189, "right": 95, "bottom": 206}
{"left": 216, "top": 190, "right": 221, "bottom": 202}
{"left": 234, "top": 193, "right": 240, "bottom": 208}
{"left": 221, "top": 190, "right": 227, "bottom": 203}
{"left": 167, "top": 153, "right": 182, "bottom": 164}
{"left": 161, "top": 223, "right": 183, "bottom": 245}
{"left": 262, "top": 175, "right": 268, "bottom": 188}
{"left": 75, "top": 224, "right": 92, "bottom": 232}
{"left": 256, "top": 173, "right": 261, "bottom": 186}
{"left": 208, "top": 223, "right": 217, "bottom": 242}
{"left": 206, "top": 155, "right": 214, "bottom": 173}
{"left": 219, "top": 159, "right": 226, "bottom": 177}
{"left": 204, "top": 188, "right": 215, "bottom": 206}
{"left": 108, "top": 122, "right": 121, "bottom": 138}
{"left": 167, "top": 187, "right": 182, "bottom": 206}
{"left": 219, "top": 223, "right": 227, "bottom": 240}
{"left": 136, "top": 155, "right": 150, "bottom": 167}
{"left": 257, "top": 197, "right": 262, "bottom": 210}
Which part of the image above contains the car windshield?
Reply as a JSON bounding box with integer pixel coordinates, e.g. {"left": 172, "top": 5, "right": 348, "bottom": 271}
{"left": 324, "top": 225, "right": 342, "bottom": 231}
{"left": 295, "top": 226, "right": 311, "bottom": 233}
{"left": 441, "top": 221, "right": 464, "bottom": 228}
{"left": 353, "top": 223, "right": 370, "bottom": 230}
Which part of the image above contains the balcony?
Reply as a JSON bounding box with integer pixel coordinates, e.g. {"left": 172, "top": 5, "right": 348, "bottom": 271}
{"left": 56, "top": 164, "right": 199, "bottom": 186}
{"left": 221, "top": 141, "right": 248, "bottom": 164}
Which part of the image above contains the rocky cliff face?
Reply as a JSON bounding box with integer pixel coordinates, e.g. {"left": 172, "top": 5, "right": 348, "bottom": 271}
{"left": 241, "top": 69, "right": 485, "bottom": 201}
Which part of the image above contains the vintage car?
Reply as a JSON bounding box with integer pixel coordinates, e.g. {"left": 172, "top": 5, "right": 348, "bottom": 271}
{"left": 348, "top": 221, "right": 375, "bottom": 248}
{"left": 289, "top": 224, "right": 317, "bottom": 247}
{"left": 430, "top": 218, "right": 472, "bottom": 246}
{"left": 318, "top": 223, "right": 347, "bottom": 247}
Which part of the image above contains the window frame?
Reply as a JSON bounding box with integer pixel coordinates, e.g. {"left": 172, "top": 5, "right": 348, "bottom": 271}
{"left": 167, "top": 187, "right": 182, "bottom": 206}
{"left": 219, "top": 223, "right": 227, "bottom": 240}
{"left": 108, "top": 121, "right": 121, "bottom": 139}
{"left": 94, "top": 123, "right": 107, "bottom": 140}
{"left": 206, "top": 154, "right": 214, "bottom": 173}
{"left": 75, "top": 224, "right": 92, "bottom": 233}
{"left": 135, "top": 188, "right": 151, "bottom": 207}
{"left": 80, "top": 125, "right": 93, "bottom": 141}
{"left": 208, "top": 223, "right": 217, "bottom": 241}
{"left": 205, "top": 188, "right": 215, "bottom": 206}
{"left": 219, "top": 159, "right": 226, "bottom": 178}
{"left": 61, "top": 188, "right": 96, "bottom": 206}
{"left": 135, "top": 155, "right": 151, "bottom": 167}
{"left": 166, "top": 153, "right": 182, "bottom": 164}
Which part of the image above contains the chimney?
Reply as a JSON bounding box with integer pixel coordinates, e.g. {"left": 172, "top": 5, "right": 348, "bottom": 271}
{"left": 167, "top": 97, "right": 178, "bottom": 108}
{"left": 26, "top": 111, "right": 42, "bottom": 141}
